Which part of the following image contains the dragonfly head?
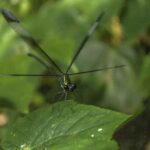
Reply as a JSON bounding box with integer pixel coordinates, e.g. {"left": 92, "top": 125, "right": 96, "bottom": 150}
{"left": 64, "top": 83, "right": 76, "bottom": 92}
{"left": 61, "top": 75, "right": 76, "bottom": 92}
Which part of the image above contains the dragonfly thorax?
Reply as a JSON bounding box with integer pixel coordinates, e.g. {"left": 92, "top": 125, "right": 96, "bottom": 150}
{"left": 60, "top": 75, "right": 76, "bottom": 92}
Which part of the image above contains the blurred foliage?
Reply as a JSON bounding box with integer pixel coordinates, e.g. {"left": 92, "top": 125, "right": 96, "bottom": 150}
{"left": 113, "top": 99, "right": 150, "bottom": 150}
{"left": 0, "top": 0, "right": 149, "bottom": 114}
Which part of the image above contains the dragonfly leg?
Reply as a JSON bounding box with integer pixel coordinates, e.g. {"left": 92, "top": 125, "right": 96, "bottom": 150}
{"left": 73, "top": 90, "right": 81, "bottom": 101}
{"left": 64, "top": 92, "right": 68, "bottom": 100}
{"left": 58, "top": 91, "right": 66, "bottom": 101}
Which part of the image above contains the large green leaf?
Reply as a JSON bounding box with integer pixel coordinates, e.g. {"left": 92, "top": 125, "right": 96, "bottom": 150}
{"left": 1, "top": 101, "right": 128, "bottom": 150}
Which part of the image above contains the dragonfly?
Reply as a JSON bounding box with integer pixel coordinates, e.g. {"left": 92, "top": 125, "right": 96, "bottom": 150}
{"left": 0, "top": 9, "right": 125, "bottom": 99}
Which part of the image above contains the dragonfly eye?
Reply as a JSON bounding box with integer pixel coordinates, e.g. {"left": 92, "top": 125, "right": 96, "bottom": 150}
{"left": 67, "top": 83, "right": 76, "bottom": 92}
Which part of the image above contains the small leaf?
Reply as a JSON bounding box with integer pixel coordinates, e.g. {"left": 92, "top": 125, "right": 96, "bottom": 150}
{"left": 1, "top": 100, "right": 129, "bottom": 150}
{"left": 122, "top": 0, "right": 150, "bottom": 40}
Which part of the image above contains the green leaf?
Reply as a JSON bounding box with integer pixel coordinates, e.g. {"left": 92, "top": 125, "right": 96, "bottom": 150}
{"left": 0, "top": 56, "right": 41, "bottom": 113}
{"left": 139, "top": 55, "right": 150, "bottom": 98}
{"left": 1, "top": 101, "right": 129, "bottom": 150}
{"left": 0, "top": 109, "right": 22, "bottom": 141}
{"left": 122, "top": 0, "right": 150, "bottom": 40}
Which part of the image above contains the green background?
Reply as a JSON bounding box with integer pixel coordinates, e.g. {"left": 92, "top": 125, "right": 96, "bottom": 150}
{"left": 0, "top": 0, "right": 150, "bottom": 114}
{"left": 0, "top": 0, "right": 150, "bottom": 149}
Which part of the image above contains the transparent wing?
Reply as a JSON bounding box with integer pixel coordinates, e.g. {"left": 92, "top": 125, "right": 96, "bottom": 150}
{"left": 0, "top": 73, "right": 60, "bottom": 77}
{"left": 27, "top": 53, "right": 50, "bottom": 71}
{"left": 68, "top": 65, "right": 125, "bottom": 76}
{"left": 66, "top": 11, "right": 105, "bottom": 73}
{"left": 1, "top": 9, "right": 63, "bottom": 74}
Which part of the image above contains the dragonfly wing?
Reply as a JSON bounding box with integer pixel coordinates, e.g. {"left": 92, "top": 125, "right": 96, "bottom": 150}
{"left": 68, "top": 65, "right": 125, "bottom": 76}
{"left": 0, "top": 73, "right": 60, "bottom": 77}
{"left": 1, "top": 9, "right": 63, "bottom": 73}
{"left": 66, "top": 11, "right": 105, "bottom": 73}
